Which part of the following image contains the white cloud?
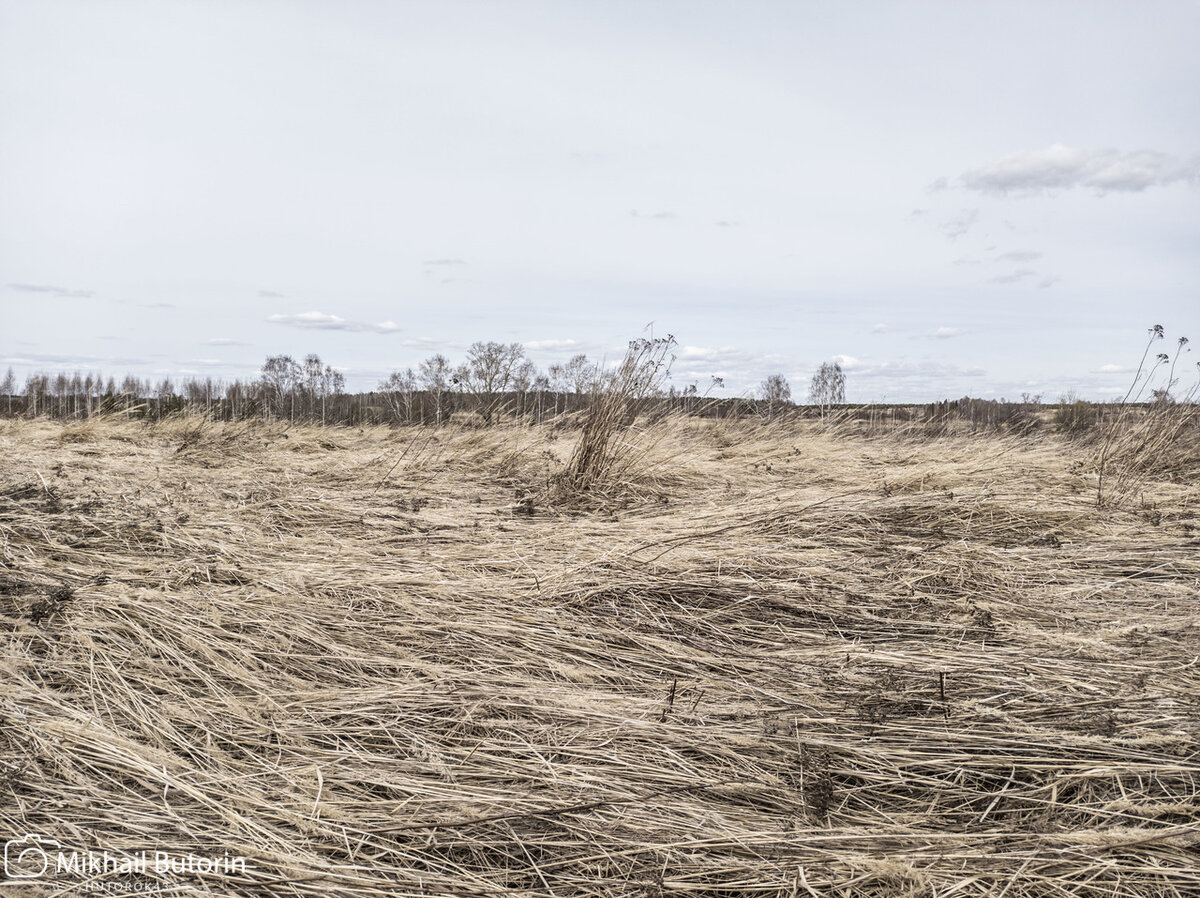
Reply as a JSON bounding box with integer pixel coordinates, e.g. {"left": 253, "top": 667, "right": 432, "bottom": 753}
{"left": 525, "top": 339, "right": 582, "bottom": 351}
{"left": 871, "top": 323, "right": 890, "bottom": 333}
{"left": 939, "top": 208, "right": 979, "bottom": 240}
{"left": 2, "top": 351, "right": 149, "bottom": 367}
{"left": 994, "top": 250, "right": 1042, "bottom": 263}
{"left": 935, "top": 327, "right": 965, "bottom": 339}
{"left": 832, "top": 354, "right": 859, "bottom": 369}
{"left": 989, "top": 269, "right": 1037, "bottom": 285}
{"left": 204, "top": 337, "right": 248, "bottom": 346}
{"left": 267, "top": 312, "right": 401, "bottom": 334}
{"left": 7, "top": 282, "right": 94, "bottom": 298}
{"left": 849, "top": 359, "right": 987, "bottom": 380}
{"left": 959, "top": 144, "right": 1200, "bottom": 195}
{"left": 668, "top": 345, "right": 777, "bottom": 386}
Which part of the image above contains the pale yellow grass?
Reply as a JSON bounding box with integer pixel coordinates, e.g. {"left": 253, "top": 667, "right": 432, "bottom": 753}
{"left": 0, "top": 416, "right": 1197, "bottom": 896}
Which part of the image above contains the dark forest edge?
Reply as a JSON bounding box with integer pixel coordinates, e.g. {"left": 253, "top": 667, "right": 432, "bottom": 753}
{"left": 1, "top": 386, "right": 1194, "bottom": 437}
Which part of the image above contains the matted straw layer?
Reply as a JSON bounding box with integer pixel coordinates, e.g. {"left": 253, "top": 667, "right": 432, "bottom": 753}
{"left": 1, "top": 417, "right": 1197, "bottom": 896}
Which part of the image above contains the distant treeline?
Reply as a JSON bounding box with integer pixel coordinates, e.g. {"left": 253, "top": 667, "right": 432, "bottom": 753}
{"left": 0, "top": 340, "right": 1186, "bottom": 432}
{"left": 0, "top": 374, "right": 1152, "bottom": 435}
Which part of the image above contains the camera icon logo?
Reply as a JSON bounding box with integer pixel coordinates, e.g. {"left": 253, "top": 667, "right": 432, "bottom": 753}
{"left": 4, "top": 834, "right": 60, "bottom": 879}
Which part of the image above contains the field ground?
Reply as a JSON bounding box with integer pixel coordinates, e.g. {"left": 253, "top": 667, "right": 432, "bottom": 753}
{"left": 1, "top": 416, "right": 1198, "bottom": 896}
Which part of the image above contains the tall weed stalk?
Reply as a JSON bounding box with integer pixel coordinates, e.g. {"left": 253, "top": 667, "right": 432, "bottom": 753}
{"left": 1097, "top": 326, "right": 1197, "bottom": 506}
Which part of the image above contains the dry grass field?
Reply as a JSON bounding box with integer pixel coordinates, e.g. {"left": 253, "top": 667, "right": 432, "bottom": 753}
{"left": 2, "top": 415, "right": 1198, "bottom": 896}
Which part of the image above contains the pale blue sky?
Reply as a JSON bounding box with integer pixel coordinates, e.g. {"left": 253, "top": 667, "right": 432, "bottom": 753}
{"left": 2, "top": 0, "right": 1197, "bottom": 401}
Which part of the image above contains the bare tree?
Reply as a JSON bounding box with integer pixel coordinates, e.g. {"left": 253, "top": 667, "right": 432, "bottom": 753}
{"left": 303, "top": 354, "right": 324, "bottom": 421}
{"left": 562, "top": 354, "right": 597, "bottom": 394}
{"left": 379, "top": 368, "right": 416, "bottom": 424}
{"left": 204, "top": 378, "right": 217, "bottom": 417}
{"left": 119, "top": 375, "right": 140, "bottom": 414}
{"left": 454, "top": 341, "right": 528, "bottom": 423}
{"left": 261, "top": 355, "right": 302, "bottom": 421}
{"left": 52, "top": 373, "right": 68, "bottom": 418}
{"left": 760, "top": 373, "right": 791, "bottom": 420}
{"left": 512, "top": 359, "right": 539, "bottom": 392}
{"left": 548, "top": 353, "right": 597, "bottom": 416}
{"left": 808, "top": 361, "right": 846, "bottom": 416}
{"left": 83, "top": 373, "right": 95, "bottom": 417}
{"left": 419, "top": 354, "right": 453, "bottom": 425}
{"left": 319, "top": 362, "right": 344, "bottom": 425}
{"left": 530, "top": 372, "right": 551, "bottom": 423}
{"left": 512, "top": 358, "right": 540, "bottom": 423}
{"left": 155, "top": 377, "right": 176, "bottom": 419}
{"left": 25, "top": 374, "right": 49, "bottom": 417}
{"left": 1, "top": 367, "right": 14, "bottom": 416}
{"left": 226, "top": 380, "right": 246, "bottom": 420}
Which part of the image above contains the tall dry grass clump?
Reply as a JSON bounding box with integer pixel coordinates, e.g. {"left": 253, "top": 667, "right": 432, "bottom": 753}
{"left": 1096, "top": 325, "right": 1198, "bottom": 505}
{"left": 553, "top": 335, "right": 676, "bottom": 503}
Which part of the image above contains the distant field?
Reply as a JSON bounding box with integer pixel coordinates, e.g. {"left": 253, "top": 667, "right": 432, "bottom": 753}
{"left": 2, "top": 416, "right": 1198, "bottom": 896}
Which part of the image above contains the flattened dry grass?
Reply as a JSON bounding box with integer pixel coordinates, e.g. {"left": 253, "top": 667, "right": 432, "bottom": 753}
{"left": 1, "top": 416, "right": 1198, "bottom": 896}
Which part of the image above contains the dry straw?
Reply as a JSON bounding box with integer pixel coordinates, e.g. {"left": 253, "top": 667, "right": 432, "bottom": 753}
{"left": 553, "top": 336, "right": 677, "bottom": 507}
{"left": 1, "top": 415, "right": 1197, "bottom": 896}
{"left": 1096, "top": 326, "right": 1199, "bottom": 507}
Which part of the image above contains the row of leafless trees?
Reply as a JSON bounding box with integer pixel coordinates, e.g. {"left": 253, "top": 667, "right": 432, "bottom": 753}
{"left": 376, "top": 342, "right": 764, "bottom": 425}
{"left": 0, "top": 343, "right": 800, "bottom": 425}
{"left": 1, "top": 342, "right": 872, "bottom": 427}
{"left": 376, "top": 342, "right": 601, "bottom": 426}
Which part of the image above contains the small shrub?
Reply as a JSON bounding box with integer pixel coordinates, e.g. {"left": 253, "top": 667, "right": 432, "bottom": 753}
{"left": 1055, "top": 392, "right": 1101, "bottom": 435}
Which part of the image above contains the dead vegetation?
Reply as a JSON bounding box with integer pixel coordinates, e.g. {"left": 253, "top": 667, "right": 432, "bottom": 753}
{"left": 1, "top": 415, "right": 1198, "bottom": 896}
{"left": 551, "top": 335, "right": 677, "bottom": 508}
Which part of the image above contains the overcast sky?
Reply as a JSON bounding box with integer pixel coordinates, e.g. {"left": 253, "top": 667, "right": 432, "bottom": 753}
{"left": 2, "top": 0, "right": 1197, "bottom": 401}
